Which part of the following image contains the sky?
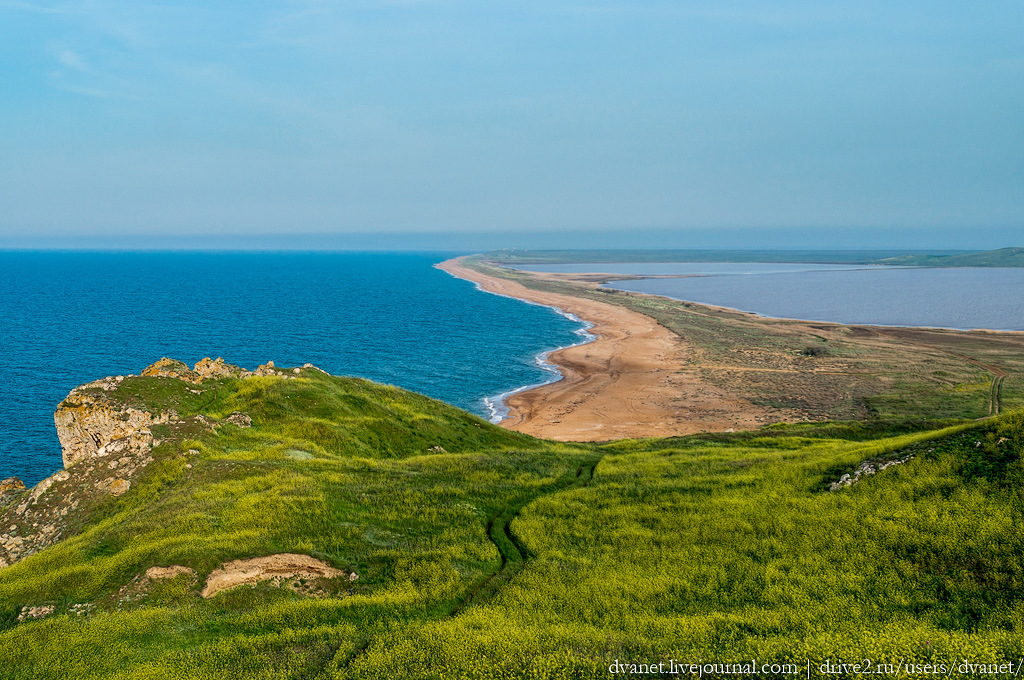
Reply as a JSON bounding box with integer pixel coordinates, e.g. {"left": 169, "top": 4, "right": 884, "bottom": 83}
{"left": 1, "top": 1, "right": 1021, "bottom": 250}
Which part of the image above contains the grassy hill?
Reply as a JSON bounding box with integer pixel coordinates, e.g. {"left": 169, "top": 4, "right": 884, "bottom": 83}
{"left": 872, "top": 247, "right": 1024, "bottom": 268}
{"left": 1, "top": 367, "right": 1022, "bottom": 678}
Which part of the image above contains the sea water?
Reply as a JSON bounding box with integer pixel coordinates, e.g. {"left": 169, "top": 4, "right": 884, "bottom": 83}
{"left": 0, "top": 252, "right": 588, "bottom": 485}
{"left": 517, "top": 262, "right": 1024, "bottom": 331}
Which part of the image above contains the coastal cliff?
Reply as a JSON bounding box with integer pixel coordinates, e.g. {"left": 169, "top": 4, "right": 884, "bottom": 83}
{"left": 0, "top": 357, "right": 287, "bottom": 568}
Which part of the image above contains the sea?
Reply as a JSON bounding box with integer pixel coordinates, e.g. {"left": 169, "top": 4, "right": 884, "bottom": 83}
{"left": 517, "top": 262, "right": 1024, "bottom": 331}
{"left": 0, "top": 252, "right": 590, "bottom": 486}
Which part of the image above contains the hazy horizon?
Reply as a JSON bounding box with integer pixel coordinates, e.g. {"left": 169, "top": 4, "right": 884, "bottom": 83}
{"left": 0, "top": 226, "right": 1019, "bottom": 252}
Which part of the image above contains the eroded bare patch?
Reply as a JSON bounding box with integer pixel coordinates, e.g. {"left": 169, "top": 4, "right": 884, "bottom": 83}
{"left": 117, "top": 565, "right": 198, "bottom": 606}
{"left": 200, "top": 553, "right": 352, "bottom": 598}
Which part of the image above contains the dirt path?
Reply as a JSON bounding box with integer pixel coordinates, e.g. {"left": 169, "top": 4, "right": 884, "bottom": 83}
{"left": 873, "top": 329, "right": 1009, "bottom": 417}
{"left": 437, "top": 257, "right": 767, "bottom": 441}
{"left": 450, "top": 460, "right": 598, "bottom": 616}
{"left": 991, "top": 375, "right": 1004, "bottom": 416}
{"left": 334, "top": 460, "right": 601, "bottom": 674}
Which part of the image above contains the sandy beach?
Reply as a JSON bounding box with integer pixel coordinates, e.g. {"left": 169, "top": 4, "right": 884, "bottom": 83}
{"left": 437, "top": 256, "right": 767, "bottom": 441}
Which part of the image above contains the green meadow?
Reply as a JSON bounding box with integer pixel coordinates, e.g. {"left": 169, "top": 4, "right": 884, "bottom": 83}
{"left": 1, "top": 369, "right": 1022, "bottom": 679}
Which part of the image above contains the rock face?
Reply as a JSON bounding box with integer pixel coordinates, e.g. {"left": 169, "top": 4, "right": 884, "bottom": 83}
{"left": 55, "top": 357, "right": 255, "bottom": 468}
{"left": 54, "top": 394, "right": 170, "bottom": 469}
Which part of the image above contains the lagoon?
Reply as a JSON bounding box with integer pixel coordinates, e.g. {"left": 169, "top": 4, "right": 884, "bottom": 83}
{"left": 516, "top": 263, "right": 1024, "bottom": 332}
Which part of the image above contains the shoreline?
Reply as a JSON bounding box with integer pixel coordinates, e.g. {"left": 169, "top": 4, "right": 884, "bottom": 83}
{"left": 481, "top": 316, "right": 596, "bottom": 423}
{"left": 436, "top": 264, "right": 598, "bottom": 422}
{"left": 436, "top": 256, "right": 767, "bottom": 441}
{"left": 597, "top": 284, "right": 1024, "bottom": 335}
{"left": 599, "top": 283, "right": 1024, "bottom": 335}
{"left": 507, "top": 262, "right": 1024, "bottom": 334}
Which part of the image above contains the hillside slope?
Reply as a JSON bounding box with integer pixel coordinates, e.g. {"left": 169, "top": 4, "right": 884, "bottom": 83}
{"left": 0, "top": 360, "right": 1022, "bottom": 678}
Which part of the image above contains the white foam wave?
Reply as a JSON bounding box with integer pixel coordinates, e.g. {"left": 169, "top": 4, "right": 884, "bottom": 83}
{"left": 447, "top": 276, "right": 597, "bottom": 424}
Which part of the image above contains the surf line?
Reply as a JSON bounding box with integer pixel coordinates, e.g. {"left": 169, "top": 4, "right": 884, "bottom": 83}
{"left": 446, "top": 271, "right": 597, "bottom": 424}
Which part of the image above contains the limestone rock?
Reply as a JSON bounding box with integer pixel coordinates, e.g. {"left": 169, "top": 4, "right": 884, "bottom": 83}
{"left": 224, "top": 412, "right": 252, "bottom": 428}
{"left": 17, "top": 605, "right": 55, "bottom": 622}
{"left": 193, "top": 357, "right": 246, "bottom": 381}
{"left": 141, "top": 357, "right": 200, "bottom": 383}
{"left": 54, "top": 390, "right": 167, "bottom": 468}
{"left": 96, "top": 478, "right": 130, "bottom": 496}
{"left": 79, "top": 375, "right": 127, "bottom": 392}
{"left": 201, "top": 553, "right": 346, "bottom": 598}
{"left": 145, "top": 565, "right": 195, "bottom": 580}
{"left": 828, "top": 453, "right": 916, "bottom": 491}
{"left": 1, "top": 357, "right": 317, "bottom": 572}
{"left": 118, "top": 566, "right": 198, "bottom": 605}
{"left": 0, "top": 477, "right": 25, "bottom": 493}
{"left": 254, "top": 361, "right": 279, "bottom": 377}
{"left": 68, "top": 602, "right": 95, "bottom": 616}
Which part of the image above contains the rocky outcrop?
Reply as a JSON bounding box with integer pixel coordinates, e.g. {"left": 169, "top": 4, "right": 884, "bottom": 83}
{"left": 146, "top": 565, "right": 195, "bottom": 580}
{"left": 141, "top": 357, "right": 200, "bottom": 382}
{"left": 0, "top": 358, "right": 326, "bottom": 570}
{"left": 254, "top": 360, "right": 280, "bottom": 377}
{"left": 17, "top": 605, "right": 55, "bottom": 622}
{"left": 54, "top": 393, "right": 170, "bottom": 469}
{"left": 116, "top": 565, "right": 198, "bottom": 606}
{"left": 225, "top": 412, "right": 252, "bottom": 428}
{"left": 194, "top": 357, "right": 246, "bottom": 381}
{"left": 0, "top": 477, "right": 25, "bottom": 494}
{"left": 54, "top": 357, "right": 258, "bottom": 469}
{"left": 142, "top": 356, "right": 250, "bottom": 383}
{"left": 829, "top": 453, "right": 916, "bottom": 491}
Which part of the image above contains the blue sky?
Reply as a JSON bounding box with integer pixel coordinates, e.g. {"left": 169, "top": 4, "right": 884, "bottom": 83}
{"left": 1, "top": 1, "right": 1021, "bottom": 248}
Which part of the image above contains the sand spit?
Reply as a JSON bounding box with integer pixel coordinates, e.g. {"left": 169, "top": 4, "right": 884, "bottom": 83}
{"left": 437, "top": 257, "right": 767, "bottom": 441}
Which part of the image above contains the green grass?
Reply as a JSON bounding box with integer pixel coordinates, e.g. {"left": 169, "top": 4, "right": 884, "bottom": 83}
{"left": 1, "top": 369, "right": 1022, "bottom": 678}
{"left": 343, "top": 417, "right": 1024, "bottom": 679}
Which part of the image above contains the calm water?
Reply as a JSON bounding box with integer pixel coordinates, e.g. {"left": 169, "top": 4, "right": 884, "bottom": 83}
{"left": 0, "top": 252, "right": 586, "bottom": 485}
{"left": 518, "top": 262, "right": 1024, "bottom": 331}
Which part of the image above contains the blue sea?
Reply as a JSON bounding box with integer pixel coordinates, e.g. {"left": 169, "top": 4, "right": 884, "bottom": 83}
{"left": 517, "top": 262, "right": 1024, "bottom": 331}
{"left": 0, "top": 252, "right": 588, "bottom": 486}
